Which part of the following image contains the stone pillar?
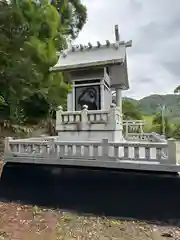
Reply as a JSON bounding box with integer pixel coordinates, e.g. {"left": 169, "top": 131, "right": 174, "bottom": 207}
{"left": 108, "top": 103, "right": 124, "bottom": 142}
{"left": 67, "top": 92, "right": 73, "bottom": 111}
{"left": 72, "top": 86, "right": 75, "bottom": 111}
{"left": 4, "top": 137, "right": 13, "bottom": 154}
{"left": 81, "top": 105, "right": 88, "bottom": 130}
{"left": 116, "top": 88, "right": 122, "bottom": 114}
{"left": 100, "top": 81, "right": 105, "bottom": 110}
{"left": 56, "top": 106, "right": 63, "bottom": 134}
{"left": 168, "top": 139, "right": 180, "bottom": 165}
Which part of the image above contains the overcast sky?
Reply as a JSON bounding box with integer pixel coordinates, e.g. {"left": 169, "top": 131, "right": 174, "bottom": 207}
{"left": 74, "top": 0, "right": 180, "bottom": 100}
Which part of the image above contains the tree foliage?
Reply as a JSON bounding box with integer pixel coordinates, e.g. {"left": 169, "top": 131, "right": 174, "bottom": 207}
{"left": 172, "top": 123, "right": 180, "bottom": 139}
{"left": 0, "top": 0, "right": 86, "bottom": 125}
{"left": 122, "top": 100, "right": 143, "bottom": 120}
{"left": 51, "top": 0, "right": 87, "bottom": 40}
{"left": 125, "top": 95, "right": 180, "bottom": 118}
{"left": 151, "top": 112, "right": 171, "bottom": 137}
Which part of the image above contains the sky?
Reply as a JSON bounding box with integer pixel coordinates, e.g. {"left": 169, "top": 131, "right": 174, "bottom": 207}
{"left": 74, "top": 0, "right": 180, "bottom": 100}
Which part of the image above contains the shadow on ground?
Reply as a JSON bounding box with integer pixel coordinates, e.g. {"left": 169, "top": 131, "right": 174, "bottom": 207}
{"left": 0, "top": 163, "right": 180, "bottom": 227}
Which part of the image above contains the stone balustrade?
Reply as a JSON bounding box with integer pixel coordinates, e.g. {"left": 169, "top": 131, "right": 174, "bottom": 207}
{"left": 87, "top": 110, "right": 109, "bottom": 123}
{"left": 5, "top": 137, "right": 169, "bottom": 163}
{"left": 4, "top": 137, "right": 180, "bottom": 172}
{"left": 123, "top": 120, "right": 145, "bottom": 125}
{"left": 56, "top": 104, "right": 122, "bottom": 132}
{"left": 123, "top": 120, "right": 145, "bottom": 137}
{"left": 125, "top": 132, "right": 167, "bottom": 143}
{"left": 60, "top": 111, "right": 82, "bottom": 124}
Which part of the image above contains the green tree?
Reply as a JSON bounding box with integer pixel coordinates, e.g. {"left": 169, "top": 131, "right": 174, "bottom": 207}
{"left": 0, "top": 0, "right": 74, "bottom": 125}
{"left": 172, "top": 123, "right": 180, "bottom": 139}
{"left": 151, "top": 112, "right": 171, "bottom": 137}
{"left": 51, "top": 0, "right": 87, "bottom": 40}
{"left": 18, "top": 0, "right": 71, "bottom": 120}
{"left": 0, "top": 0, "right": 39, "bottom": 124}
{"left": 122, "top": 100, "right": 143, "bottom": 120}
{"left": 174, "top": 85, "right": 180, "bottom": 94}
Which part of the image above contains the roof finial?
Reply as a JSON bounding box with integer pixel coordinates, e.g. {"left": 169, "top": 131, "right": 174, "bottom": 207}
{"left": 88, "top": 42, "right": 92, "bottom": 49}
{"left": 97, "top": 41, "right": 101, "bottom": 48}
{"left": 80, "top": 44, "right": 84, "bottom": 51}
{"left": 106, "top": 40, "right": 110, "bottom": 47}
{"left": 125, "top": 40, "right": 132, "bottom": 48}
{"left": 114, "top": 25, "right": 120, "bottom": 43}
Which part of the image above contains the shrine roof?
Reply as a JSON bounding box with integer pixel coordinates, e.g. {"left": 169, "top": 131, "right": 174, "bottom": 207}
{"left": 49, "top": 40, "right": 132, "bottom": 72}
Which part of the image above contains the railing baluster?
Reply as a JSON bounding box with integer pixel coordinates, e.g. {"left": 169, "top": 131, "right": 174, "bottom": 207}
{"left": 34, "top": 144, "right": 40, "bottom": 153}
{"left": 64, "top": 115, "right": 68, "bottom": 123}
{"left": 114, "top": 145, "right": 119, "bottom": 158}
{"left": 124, "top": 146, "right": 129, "bottom": 159}
{"left": 89, "top": 114, "right": 94, "bottom": 122}
{"left": 93, "top": 144, "right": 99, "bottom": 157}
{"left": 14, "top": 144, "right": 18, "bottom": 153}
{"left": 9, "top": 144, "right": 12, "bottom": 152}
{"left": 145, "top": 146, "right": 151, "bottom": 160}
{"left": 42, "top": 144, "right": 48, "bottom": 155}
{"left": 156, "top": 148, "right": 162, "bottom": 161}
{"left": 83, "top": 145, "right": 90, "bottom": 157}
{"left": 75, "top": 145, "right": 81, "bottom": 157}
{"left": 59, "top": 145, "right": 65, "bottom": 157}
{"left": 54, "top": 144, "right": 58, "bottom": 157}
{"left": 94, "top": 114, "right": 97, "bottom": 121}
{"left": 67, "top": 144, "right": 73, "bottom": 156}
{"left": 69, "top": 114, "right": 73, "bottom": 122}
{"left": 28, "top": 144, "right": 32, "bottom": 153}
{"left": 134, "top": 146, "right": 139, "bottom": 159}
{"left": 20, "top": 144, "right": 23, "bottom": 153}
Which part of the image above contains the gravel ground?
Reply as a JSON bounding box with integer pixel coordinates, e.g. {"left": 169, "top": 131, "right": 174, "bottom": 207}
{"left": 0, "top": 162, "right": 180, "bottom": 239}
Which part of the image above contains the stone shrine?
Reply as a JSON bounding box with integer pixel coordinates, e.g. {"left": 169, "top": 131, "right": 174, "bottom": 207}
{"left": 3, "top": 25, "right": 176, "bottom": 175}
{"left": 50, "top": 25, "right": 132, "bottom": 142}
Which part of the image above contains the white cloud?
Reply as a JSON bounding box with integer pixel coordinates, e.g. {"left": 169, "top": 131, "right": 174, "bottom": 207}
{"left": 74, "top": 0, "right": 180, "bottom": 99}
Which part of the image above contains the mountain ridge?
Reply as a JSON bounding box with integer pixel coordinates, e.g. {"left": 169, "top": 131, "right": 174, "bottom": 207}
{"left": 123, "top": 94, "right": 180, "bottom": 117}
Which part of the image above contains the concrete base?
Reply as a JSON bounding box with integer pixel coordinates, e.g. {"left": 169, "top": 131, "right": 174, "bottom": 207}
{"left": 4, "top": 156, "right": 180, "bottom": 173}
{"left": 58, "top": 130, "right": 125, "bottom": 142}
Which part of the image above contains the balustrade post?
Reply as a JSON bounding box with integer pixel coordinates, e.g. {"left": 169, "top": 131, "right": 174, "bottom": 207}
{"left": 167, "top": 139, "right": 180, "bottom": 165}
{"left": 48, "top": 138, "right": 55, "bottom": 157}
{"left": 4, "top": 137, "right": 13, "bottom": 154}
{"left": 81, "top": 105, "right": 88, "bottom": 130}
{"left": 108, "top": 103, "right": 116, "bottom": 130}
{"left": 56, "top": 106, "right": 63, "bottom": 131}
{"left": 140, "top": 123, "right": 143, "bottom": 134}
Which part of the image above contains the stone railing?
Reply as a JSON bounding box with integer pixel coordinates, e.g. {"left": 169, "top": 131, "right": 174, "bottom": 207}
{"left": 56, "top": 106, "right": 82, "bottom": 124}
{"left": 123, "top": 120, "right": 145, "bottom": 137}
{"left": 56, "top": 104, "right": 122, "bottom": 132}
{"left": 125, "top": 132, "right": 167, "bottom": 143}
{"left": 87, "top": 110, "right": 109, "bottom": 123}
{"left": 4, "top": 137, "right": 171, "bottom": 164}
{"left": 9, "top": 136, "right": 59, "bottom": 142}
{"left": 150, "top": 132, "right": 166, "bottom": 142}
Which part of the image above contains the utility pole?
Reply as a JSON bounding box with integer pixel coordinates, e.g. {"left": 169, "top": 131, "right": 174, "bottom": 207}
{"left": 158, "top": 104, "right": 166, "bottom": 135}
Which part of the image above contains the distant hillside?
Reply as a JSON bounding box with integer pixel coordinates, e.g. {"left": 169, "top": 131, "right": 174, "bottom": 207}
{"left": 124, "top": 94, "right": 180, "bottom": 117}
